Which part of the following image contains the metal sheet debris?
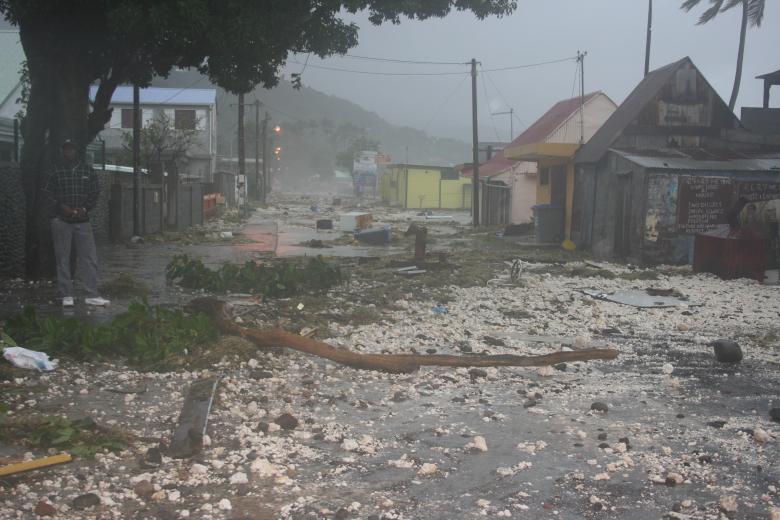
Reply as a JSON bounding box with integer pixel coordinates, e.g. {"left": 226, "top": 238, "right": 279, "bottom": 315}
{"left": 168, "top": 377, "right": 220, "bottom": 459}
{"left": 580, "top": 288, "right": 694, "bottom": 308}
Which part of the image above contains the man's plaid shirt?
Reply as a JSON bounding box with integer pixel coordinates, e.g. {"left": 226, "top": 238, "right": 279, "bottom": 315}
{"left": 43, "top": 163, "right": 100, "bottom": 223}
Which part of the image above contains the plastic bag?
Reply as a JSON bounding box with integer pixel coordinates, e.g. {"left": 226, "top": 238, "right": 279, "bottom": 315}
{"left": 3, "top": 346, "right": 58, "bottom": 371}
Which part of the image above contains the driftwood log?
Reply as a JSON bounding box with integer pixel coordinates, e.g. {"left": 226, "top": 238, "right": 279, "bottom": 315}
{"left": 189, "top": 298, "right": 619, "bottom": 374}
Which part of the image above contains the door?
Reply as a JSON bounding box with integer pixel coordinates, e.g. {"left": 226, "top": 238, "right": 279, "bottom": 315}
{"left": 614, "top": 174, "right": 633, "bottom": 258}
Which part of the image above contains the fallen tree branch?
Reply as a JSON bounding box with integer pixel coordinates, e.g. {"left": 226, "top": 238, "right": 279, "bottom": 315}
{"left": 188, "top": 298, "right": 618, "bottom": 374}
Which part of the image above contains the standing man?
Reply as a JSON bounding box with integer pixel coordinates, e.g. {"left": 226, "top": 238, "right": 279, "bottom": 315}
{"left": 43, "top": 140, "right": 110, "bottom": 307}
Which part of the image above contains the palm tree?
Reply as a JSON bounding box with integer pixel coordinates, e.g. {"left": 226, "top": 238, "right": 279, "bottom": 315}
{"left": 681, "top": 0, "right": 766, "bottom": 111}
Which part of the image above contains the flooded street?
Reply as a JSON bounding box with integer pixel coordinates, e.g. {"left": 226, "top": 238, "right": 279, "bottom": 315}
{"left": 1, "top": 196, "right": 778, "bottom": 519}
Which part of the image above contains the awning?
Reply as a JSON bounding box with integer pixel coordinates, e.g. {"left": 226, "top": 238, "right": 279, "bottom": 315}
{"left": 504, "top": 142, "right": 580, "bottom": 162}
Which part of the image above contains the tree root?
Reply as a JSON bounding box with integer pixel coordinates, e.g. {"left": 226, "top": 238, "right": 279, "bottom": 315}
{"left": 188, "top": 298, "right": 619, "bottom": 374}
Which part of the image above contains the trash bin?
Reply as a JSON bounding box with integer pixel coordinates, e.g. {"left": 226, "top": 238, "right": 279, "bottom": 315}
{"left": 532, "top": 204, "right": 564, "bottom": 244}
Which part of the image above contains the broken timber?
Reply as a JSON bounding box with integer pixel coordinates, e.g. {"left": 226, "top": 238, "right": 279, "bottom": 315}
{"left": 168, "top": 377, "right": 220, "bottom": 458}
{"left": 190, "top": 298, "right": 619, "bottom": 374}
{"left": 0, "top": 454, "right": 72, "bottom": 477}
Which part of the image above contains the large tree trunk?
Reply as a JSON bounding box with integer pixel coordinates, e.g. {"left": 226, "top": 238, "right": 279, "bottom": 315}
{"left": 17, "top": 17, "right": 117, "bottom": 277}
{"left": 728, "top": 1, "right": 749, "bottom": 112}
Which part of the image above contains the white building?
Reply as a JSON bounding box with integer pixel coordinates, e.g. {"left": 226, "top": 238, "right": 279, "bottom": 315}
{"left": 90, "top": 86, "right": 218, "bottom": 182}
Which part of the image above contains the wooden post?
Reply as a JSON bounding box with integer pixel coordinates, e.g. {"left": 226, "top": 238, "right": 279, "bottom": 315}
{"left": 414, "top": 226, "right": 427, "bottom": 263}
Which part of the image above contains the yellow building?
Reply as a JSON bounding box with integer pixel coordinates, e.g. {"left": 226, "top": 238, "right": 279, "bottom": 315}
{"left": 504, "top": 91, "right": 617, "bottom": 241}
{"left": 380, "top": 164, "right": 472, "bottom": 210}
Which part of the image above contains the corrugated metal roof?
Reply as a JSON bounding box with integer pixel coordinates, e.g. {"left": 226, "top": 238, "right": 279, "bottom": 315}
{"left": 614, "top": 149, "right": 780, "bottom": 172}
{"left": 89, "top": 86, "right": 216, "bottom": 106}
{"left": 0, "top": 30, "right": 24, "bottom": 110}
{"left": 757, "top": 69, "right": 780, "bottom": 83}
{"left": 509, "top": 91, "right": 602, "bottom": 147}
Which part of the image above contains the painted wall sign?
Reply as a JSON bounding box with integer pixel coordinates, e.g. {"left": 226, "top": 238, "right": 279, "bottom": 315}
{"left": 676, "top": 175, "right": 780, "bottom": 234}
{"left": 677, "top": 176, "right": 733, "bottom": 234}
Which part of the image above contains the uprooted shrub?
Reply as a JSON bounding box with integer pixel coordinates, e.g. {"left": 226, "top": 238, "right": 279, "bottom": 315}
{"left": 3, "top": 300, "right": 217, "bottom": 367}
{"left": 165, "top": 255, "right": 342, "bottom": 296}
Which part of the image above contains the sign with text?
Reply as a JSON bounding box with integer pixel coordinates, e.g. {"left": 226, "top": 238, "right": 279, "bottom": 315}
{"left": 677, "top": 175, "right": 780, "bottom": 234}
{"left": 677, "top": 176, "right": 733, "bottom": 234}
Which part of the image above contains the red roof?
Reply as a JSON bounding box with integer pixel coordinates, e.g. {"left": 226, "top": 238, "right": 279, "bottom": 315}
{"left": 510, "top": 91, "right": 602, "bottom": 147}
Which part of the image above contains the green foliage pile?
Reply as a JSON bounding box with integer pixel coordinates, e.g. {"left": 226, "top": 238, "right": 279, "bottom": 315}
{"left": 0, "top": 415, "right": 128, "bottom": 459}
{"left": 165, "top": 255, "right": 342, "bottom": 296}
{"left": 3, "top": 301, "right": 216, "bottom": 367}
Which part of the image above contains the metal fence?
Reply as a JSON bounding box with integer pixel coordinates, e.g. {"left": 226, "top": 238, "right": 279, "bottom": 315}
{"left": 481, "top": 181, "right": 511, "bottom": 226}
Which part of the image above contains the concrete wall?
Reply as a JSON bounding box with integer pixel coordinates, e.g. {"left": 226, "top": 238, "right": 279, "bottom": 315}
{"left": 380, "top": 166, "right": 471, "bottom": 209}
{"left": 545, "top": 93, "right": 618, "bottom": 145}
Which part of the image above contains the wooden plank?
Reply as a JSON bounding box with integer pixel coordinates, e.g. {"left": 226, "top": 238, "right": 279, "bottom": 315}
{"left": 167, "top": 377, "right": 220, "bottom": 459}
{"left": 0, "top": 453, "right": 72, "bottom": 477}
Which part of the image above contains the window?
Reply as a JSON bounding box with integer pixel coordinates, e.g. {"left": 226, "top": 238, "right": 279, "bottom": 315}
{"left": 440, "top": 168, "right": 459, "bottom": 180}
{"left": 121, "top": 108, "right": 134, "bottom": 129}
{"left": 175, "top": 109, "right": 196, "bottom": 130}
{"left": 539, "top": 167, "right": 550, "bottom": 186}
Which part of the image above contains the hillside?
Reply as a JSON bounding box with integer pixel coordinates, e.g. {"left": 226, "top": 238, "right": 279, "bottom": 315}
{"left": 151, "top": 69, "right": 471, "bottom": 185}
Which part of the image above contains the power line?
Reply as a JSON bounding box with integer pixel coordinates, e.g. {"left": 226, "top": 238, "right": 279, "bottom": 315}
{"left": 481, "top": 66, "right": 527, "bottom": 131}
{"left": 341, "top": 53, "right": 467, "bottom": 66}
{"left": 479, "top": 72, "right": 503, "bottom": 143}
{"left": 481, "top": 56, "right": 577, "bottom": 73}
{"left": 421, "top": 73, "right": 470, "bottom": 134}
{"left": 287, "top": 60, "right": 468, "bottom": 76}
{"left": 288, "top": 55, "right": 578, "bottom": 77}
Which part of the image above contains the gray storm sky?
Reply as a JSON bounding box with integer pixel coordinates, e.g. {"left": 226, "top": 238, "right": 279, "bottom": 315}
{"left": 285, "top": 0, "right": 780, "bottom": 143}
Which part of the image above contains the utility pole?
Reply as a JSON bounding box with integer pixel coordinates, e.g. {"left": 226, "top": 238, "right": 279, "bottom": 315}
{"left": 577, "top": 51, "right": 587, "bottom": 144}
{"left": 254, "top": 100, "right": 261, "bottom": 200}
{"left": 237, "top": 93, "right": 246, "bottom": 214}
{"left": 645, "top": 0, "right": 653, "bottom": 77}
{"left": 492, "top": 108, "right": 514, "bottom": 141}
{"left": 261, "top": 112, "right": 270, "bottom": 205}
{"left": 132, "top": 84, "right": 141, "bottom": 237}
{"left": 471, "top": 58, "right": 480, "bottom": 227}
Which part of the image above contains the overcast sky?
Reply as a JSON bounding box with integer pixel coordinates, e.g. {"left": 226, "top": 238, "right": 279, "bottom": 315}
{"left": 285, "top": 0, "right": 780, "bottom": 143}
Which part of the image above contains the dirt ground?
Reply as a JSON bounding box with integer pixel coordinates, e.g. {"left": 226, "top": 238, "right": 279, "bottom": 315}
{"left": 1, "top": 194, "right": 779, "bottom": 520}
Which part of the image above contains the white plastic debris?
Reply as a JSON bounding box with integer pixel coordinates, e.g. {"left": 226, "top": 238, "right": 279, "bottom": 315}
{"left": 3, "top": 347, "right": 58, "bottom": 371}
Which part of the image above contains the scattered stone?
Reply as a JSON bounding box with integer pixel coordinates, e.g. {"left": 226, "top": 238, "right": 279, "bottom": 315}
{"left": 769, "top": 507, "right": 780, "bottom": 520}
{"left": 553, "top": 363, "right": 567, "bottom": 372}
{"left": 770, "top": 408, "right": 780, "bottom": 423}
{"left": 719, "top": 495, "right": 738, "bottom": 513}
{"left": 134, "top": 480, "right": 155, "bottom": 500}
{"left": 425, "top": 348, "right": 437, "bottom": 354}
{"left": 676, "top": 323, "right": 690, "bottom": 332}
{"left": 707, "top": 420, "right": 727, "bottom": 429}
{"left": 256, "top": 422, "right": 270, "bottom": 434}
{"left": 218, "top": 499, "right": 232, "bottom": 511}
{"left": 141, "top": 447, "right": 163, "bottom": 469}
{"left": 417, "top": 463, "right": 438, "bottom": 476}
{"left": 661, "top": 363, "right": 674, "bottom": 375}
{"left": 334, "top": 508, "right": 350, "bottom": 520}
{"left": 392, "top": 391, "right": 409, "bottom": 402}
{"left": 230, "top": 472, "right": 249, "bottom": 484}
{"left": 465, "top": 436, "right": 488, "bottom": 453}
{"left": 468, "top": 368, "right": 487, "bottom": 380}
{"left": 711, "top": 340, "right": 743, "bottom": 363}
{"left": 754, "top": 427, "right": 771, "bottom": 444}
{"left": 483, "top": 336, "right": 506, "bottom": 347}
{"left": 251, "top": 370, "right": 274, "bottom": 379}
{"left": 597, "top": 433, "right": 608, "bottom": 441}
{"left": 275, "top": 413, "right": 299, "bottom": 430}
{"left": 523, "top": 399, "right": 537, "bottom": 409}
{"left": 72, "top": 493, "right": 101, "bottom": 510}
{"left": 34, "top": 501, "right": 56, "bottom": 517}
{"left": 590, "top": 402, "right": 609, "bottom": 413}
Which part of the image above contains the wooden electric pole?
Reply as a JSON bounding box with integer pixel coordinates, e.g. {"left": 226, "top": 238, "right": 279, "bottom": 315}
{"left": 645, "top": 0, "right": 653, "bottom": 77}
{"left": 471, "top": 58, "right": 480, "bottom": 227}
{"left": 254, "top": 100, "right": 261, "bottom": 200}
{"left": 237, "top": 93, "right": 246, "bottom": 213}
{"left": 262, "top": 112, "right": 270, "bottom": 204}
{"left": 577, "top": 51, "right": 587, "bottom": 144}
{"left": 132, "top": 84, "right": 141, "bottom": 237}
